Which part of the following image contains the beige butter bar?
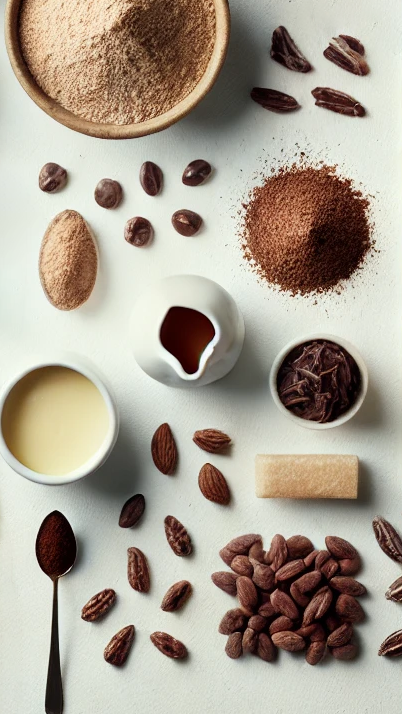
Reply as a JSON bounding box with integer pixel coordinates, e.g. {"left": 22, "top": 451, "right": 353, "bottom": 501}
{"left": 255, "top": 454, "right": 358, "bottom": 499}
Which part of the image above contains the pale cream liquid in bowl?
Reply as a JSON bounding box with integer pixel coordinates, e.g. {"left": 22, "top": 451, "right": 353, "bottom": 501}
{"left": 1, "top": 366, "right": 109, "bottom": 476}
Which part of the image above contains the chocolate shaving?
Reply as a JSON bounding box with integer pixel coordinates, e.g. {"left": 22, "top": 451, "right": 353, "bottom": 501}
{"left": 277, "top": 340, "right": 361, "bottom": 423}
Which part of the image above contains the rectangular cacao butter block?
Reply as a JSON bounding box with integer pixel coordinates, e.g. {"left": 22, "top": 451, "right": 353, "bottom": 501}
{"left": 255, "top": 454, "right": 358, "bottom": 499}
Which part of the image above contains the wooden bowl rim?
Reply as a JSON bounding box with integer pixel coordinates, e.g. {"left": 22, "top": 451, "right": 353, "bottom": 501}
{"left": 5, "top": 0, "right": 230, "bottom": 140}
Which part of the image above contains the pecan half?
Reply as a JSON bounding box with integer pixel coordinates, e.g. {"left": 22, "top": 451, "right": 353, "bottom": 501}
{"left": 127, "top": 547, "right": 150, "bottom": 593}
{"left": 150, "top": 632, "right": 187, "bottom": 659}
{"left": 270, "top": 26, "right": 312, "bottom": 72}
{"left": 104, "top": 625, "right": 135, "bottom": 666}
{"left": 164, "top": 515, "right": 192, "bottom": 556}
{"left": 312, "top": 87, "right": 366, "bottom": 117}
{"left": 372, "top": 516, "right": 402, "bottom": 563}
{"left": 251, "top": 87, "right": 300, "bottom": 114}
{"left": 193, "top": 428, "right": 231, "bottom": 453}
{"left": 161, "top": 580, "right": 192, "bottom": 612}
{"left": 324, "top": 36, "right": 369, "bottom": 76}
{"left": 81, "top": 588, "right": 116, "bottom": 622}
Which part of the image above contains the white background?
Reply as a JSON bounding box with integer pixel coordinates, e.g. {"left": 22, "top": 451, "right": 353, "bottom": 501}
{"left": 1, "top": 0, "right": 402, "bottom": 712}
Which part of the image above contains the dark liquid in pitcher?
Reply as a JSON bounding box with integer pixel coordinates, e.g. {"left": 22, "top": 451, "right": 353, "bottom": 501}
{"left": 160, "top": 307, "right": 215, "bottom": 375}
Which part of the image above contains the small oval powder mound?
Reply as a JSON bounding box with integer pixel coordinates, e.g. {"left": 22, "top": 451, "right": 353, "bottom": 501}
{"left": 242, "top": 164, "right": 373, "bottom": 296}
{"left": 39, "top": 210, "right": 98, "bottom": 310}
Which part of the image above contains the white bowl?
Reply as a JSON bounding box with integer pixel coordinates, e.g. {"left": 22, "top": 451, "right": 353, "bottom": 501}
{"left": 0, "top": 354, "right": 119, "bottom": 485}
{"left": 269, "top": 334, "right": 368, "bottom": 430}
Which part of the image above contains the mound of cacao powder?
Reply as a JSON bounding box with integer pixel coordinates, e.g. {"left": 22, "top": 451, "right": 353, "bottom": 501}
{"left": 242, "top": 164, "right": 372, "bottom": 296}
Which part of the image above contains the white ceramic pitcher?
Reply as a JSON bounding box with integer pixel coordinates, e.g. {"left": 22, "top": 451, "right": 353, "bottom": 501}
{"left": 130, "top": 275, "right": 245, "bottom": 387}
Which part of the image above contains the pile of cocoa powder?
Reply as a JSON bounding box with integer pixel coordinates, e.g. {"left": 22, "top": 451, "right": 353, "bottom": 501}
{"left": 241, "top": 163, "right": 373, "bottom": 296}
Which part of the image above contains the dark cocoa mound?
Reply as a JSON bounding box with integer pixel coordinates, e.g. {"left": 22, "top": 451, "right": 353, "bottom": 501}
{"left": 241, "top": 164, "right": 373, "bottom": 296}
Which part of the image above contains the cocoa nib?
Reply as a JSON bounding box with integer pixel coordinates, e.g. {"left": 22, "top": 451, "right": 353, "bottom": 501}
{"left": 271, "top": 26, "right": 312, "bottom": 72}
{"left": 312, "top": 87, "right": 366, "bottom": 117}
{"left": 324, "top": 36, "right": 369, "bottom": 76}
{"left": 251, "top": 88, "right": 300, "bottom": 114}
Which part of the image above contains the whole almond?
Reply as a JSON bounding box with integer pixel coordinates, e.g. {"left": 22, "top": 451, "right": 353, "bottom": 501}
{"left": 211, "top": 571, "right": 238, "bottom": 596}
{"left": 218, "top": 608, "right": 247, "bottom": 635}
{"left": 104, "top": 625, "right": 135, "bottom": 666}
{"left": 302, "top": 586, "right": 333, "bottom": 625}
{"left": 286, "top": 535, "right": 314, "bottom": 559}
{"left": 248, "top": 615, "right": 267, "bottom": 632}
{"left": 372, "top": 516, "right": 402, "bottom": 563}
{"left": 161, "top": 580, "right": 192, "bottom": 612}
{"left": 320, "top": 558, "right": 339, "bottom": 580}
{"left": 330, "top": 576, "right": 366, "bottom": 597}
{"left": 258, "top": 601, "right": 276, "bottom": 618}
{"left": 257, "top": 632, "right": 276, "bottom": 662}
{"left": 242, "top": 627, "right": 258, "bottom": 653}
{"left": 225, "top": 632, "right": 243, "bottom": 659}
{"left": 304, "top": 549, "right": 319, "bottom": 567}
{"left": 325, "top": 536, "right": 358, "bottom": 560}
{"left": 294, "top": 570, "right": 322, "bottom": 594}
{"left": 275, "top": 559, "right": 306, "bottom": 581}
{"left": 271, "top": 631, "right": 305, "bottom": 652}
{"left": 81, "top": 588, "right": 116, "bottom": 622}
{"left": 270, "top": 589, "right": 299, "bottom": 620}
{"left": 219, "top": 534, "right": 262, "bottom": 565}
{"left": 193, "top": 429, "right": 231, "bottom": 453}
{"left": 269, "top": 616, "right": 294, "bottom": 635}
{"left": 335, "top": 594, "right": 365, "bottom": 623}
{"left": 231, "top": 555, "right": 254, "bottom": 577}
{"left": 306, "top": 640, "right": 326, "bottom": 665}
{"left": 268, "top": 534, "right": 288, "bottom": 571}
{"left": 290, "top": 582, "right": 309, "bottom": 608}
{"left": 127, "top": 547, "right": 150, "bottom": 593}
{"left": 249, "top": 541, "right": 266, "bottom": 563}
{"left": 164, "top": 515, "right": 192, "bottom": 556}
{"left": 315, "top": 550, "right": 331, "bottom": 569}
{"left": 151, "top": 423, "right": 178, "bottom": 475}
{"left": 252, "top": 563, "right": 275, "bottom": 591}
{"left": 236, "top": 576, "right": 258, "bottom": 616}
{"left": 199, "top": 463, "right": 230, "bottom": 504}
{"left": 378, "top": 629, "right": 402, "bottom": 657}
{"left": 330, "top": 643, "right": 358, "bottom": 660}
{"left": 386, "top": 575, "right": 402, "bottom": 602}
{"left": 150, "top": 632, "right": 187, "bottom": 659}
{"left": 296, "top": 624, "right": 326, "bottom": 642}
{"left": 338, "top": 555, "right": 361, "bottom": 575}
{"left": 325, "top": 614, "right": 342, "bottom": 632}
{"left": 327, "top": 623, "right": 353, "bottom": 647}
{"left": 119, "top": 494, "right": 145, "bottom": 528}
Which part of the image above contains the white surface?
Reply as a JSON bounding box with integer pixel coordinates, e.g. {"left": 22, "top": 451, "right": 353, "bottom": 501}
{"left": 1, "top": 1, "right": 402, "bottom": 712}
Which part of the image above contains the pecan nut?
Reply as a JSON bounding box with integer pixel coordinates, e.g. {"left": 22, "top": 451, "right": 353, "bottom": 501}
{"left": 119, "top": 494, "right": 145, "bottom": 528}
{"left": 161, "top": 580, "right": 192, "bottom": 612}
{"left": 104, "top": 625, "right": 135, "bottom": 666}
{"left": 312, "top": 87, "right": 366, "bottom": 117}
{"left": 251, "top": 87, "right": 300, "bottom": 114}
{"left": 127, "top": 547, "right": 150, "bottom": 593}
{"left": 164, "top": 515, "right": 192, "bottom": 557}
{"left": 81, "top": 588, "right": 116, "bottom": 622}
{"left": 323, "top": 36, "right": 369, "bottom": 76}
{"left": 150, "top": 632, "right": 187, "bottom": 659}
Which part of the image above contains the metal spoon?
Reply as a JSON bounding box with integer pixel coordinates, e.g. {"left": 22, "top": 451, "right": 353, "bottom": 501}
{"left": 36, "top": 511, "right": 77, "bottom": 714}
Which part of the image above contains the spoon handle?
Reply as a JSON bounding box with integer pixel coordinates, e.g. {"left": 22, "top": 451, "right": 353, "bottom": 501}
{"left": 45, "top": 578, "right": 63, "bottom": 714}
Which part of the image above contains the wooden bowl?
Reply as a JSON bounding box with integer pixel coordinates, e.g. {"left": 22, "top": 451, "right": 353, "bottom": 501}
{"left": 5, "top": 0, "right": 230, "bottom": 139}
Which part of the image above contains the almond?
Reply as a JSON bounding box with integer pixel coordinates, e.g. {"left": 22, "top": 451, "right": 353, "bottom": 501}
{"left": 329, "top": 576, "right": 366, "bottom": 597}
{"left": 304, "top": 549, "right": 319, "bottom": 567}
{"left": 248, "top": 615, "right": 267, "bottom": 632}
{"left": 236, "top": 576, "right": 258, "bottom": 616}
{"left": 199, "top": 463, "right": 230, "bottom": 504}
{"left": 275, "top": 559, "right": 306, "bottom": 581}
{"left": 225, "top": 632, "right": 243, "bottom": 659}
{"left": 320, "top": 558, "right": 339, "bottom": 580}
{"left": 335, "top": 594, "right": 365, "bottom": 623}
{"left": 315, "top": 550, "right": 331, "bottom": 569}
{"left": 150, "top": 632, "right": 187, "bottom": 659}
{"left": 218, "top": 608, "right": 246, "bottom": 635}
{"left": 219, "top": 534, "right": 262, "bottom": 565}
{"left": 271, "top": 631, "right": 305, "bottom": 652}
{"left": 164, "top": 515, "right": 192, "bottom": 557}
{"left": 193, "top": 429, "right": 232, "bottom": 453}
{"left": 270, "top": 589, "right": 299, "bottom": 620}
{"left": 325, "top": 536, "right": 358, "bottom": 560}
{"left": 293, "top": 570, "right": 322, "bottom": 594}
{"left": 161, "top": 580, "right": 192, "bottom": 612}
{"left": 104, "top": 625, "right": 135, "bottom": 666}
{"left": 306, "top": 640, "right": 326, "bottom": 665}
{"left": 252, "top": 563, "right": 275, "bottom": 591}
{"left": 296, "top": 624, "right": 326, "bottom": 642}
{"left": 327, "top": 623, "right": 353, "bottom": 647}
{"left": 268, "top": 534, "right": 288, "bottom": 571}
{"left": 269, "top": 616, "right": 294, "bottom": 635}
{"left": 302, "top": 586, "right": 333, "bottom": 625}
{"left": 242, "top": 627, "right": 258, "bottom": 653}
{"left": 257, "top": 632, "right": 276, "bottom": 662}
{"left": 258, "top": 601, "right": 276, "bottom": 618}
{"left": 286, "top": 535, "right": 314, "bottom": 559}
{"left": 338, "top": 555, "right": 361, "bottom": 575}
{"left": 231, "top": 555, "right": 254, "bottom": 577}
{"left": 211, "top": 571, "right": 238, "bottom": 596}
{"left": 119, "top": 494, "right": 145, "bottom": 528}
{"left": 151, "top": 423, "right": 178, "bottom": 475}
{"left": 330, "top": 643, "right": 358, "bottom": 660}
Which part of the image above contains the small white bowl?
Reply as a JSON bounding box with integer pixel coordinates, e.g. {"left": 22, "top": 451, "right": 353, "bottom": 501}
{"left": 269, "top": 334, "right": 368, "bottom": 430}
{"left": 0, "top": 354, "right": 119, "bottom": 485}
